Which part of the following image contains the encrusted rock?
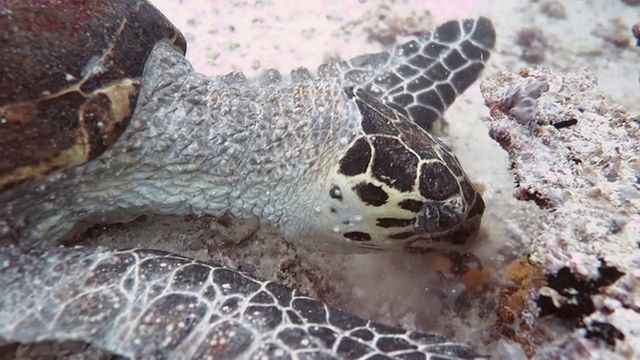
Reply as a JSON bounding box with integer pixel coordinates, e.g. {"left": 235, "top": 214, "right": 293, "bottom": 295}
{"left": 481, "top": 67, "right": 640, "bottom": 358}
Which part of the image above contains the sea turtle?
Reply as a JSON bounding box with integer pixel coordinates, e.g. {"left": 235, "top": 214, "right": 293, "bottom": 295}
{"left": 0, "top": 0, "right": 495, "bottom": 359}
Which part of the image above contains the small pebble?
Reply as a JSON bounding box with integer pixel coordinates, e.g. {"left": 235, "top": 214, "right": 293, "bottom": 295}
{"left": 301, "top": 28, "right": 316, "bottom": 39}
{"left": 516, "top": 28, "right": 547, "bottom": 63}
{"left": 632, "top": 22, "right": 640, "bottom": 46}
{"left": 593, "top": 18, "right": 630, "bottom": 48}
{"left": 540, "top": 0, "right": 566, "bottom": 19}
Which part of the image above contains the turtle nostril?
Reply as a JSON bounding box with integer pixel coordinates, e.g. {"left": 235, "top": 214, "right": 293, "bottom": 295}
{"left": 417, "top": 201, "right": 463, "bottom": 234}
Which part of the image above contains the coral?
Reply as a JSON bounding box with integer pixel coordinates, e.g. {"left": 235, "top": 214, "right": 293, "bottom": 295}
{"left": 537, "top": 260, "right": 624, "bottom": 322}
{"left": 498, "top": 75, "right": 550, "bottom": 125}
{"left": 495, "top": 257, "right": 545, "bottom": 357}
{"left": 481, "top": 67, "right": 640, "bottom": 358}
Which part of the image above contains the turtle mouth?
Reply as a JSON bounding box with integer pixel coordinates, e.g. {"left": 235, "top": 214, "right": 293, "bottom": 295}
{"left": 414, "top": 193, "right": 485, "bottom": 245}
{"left": 416, "top": 197, "right": 465, "bottom": 234}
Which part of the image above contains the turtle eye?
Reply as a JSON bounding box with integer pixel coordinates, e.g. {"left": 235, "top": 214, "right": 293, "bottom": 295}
{"left": 329, "top": 185, "right": 343, "bottom": 201}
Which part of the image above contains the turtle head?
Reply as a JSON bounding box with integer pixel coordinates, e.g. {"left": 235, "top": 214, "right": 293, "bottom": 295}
{"left": 311, "top": 88, "right": 484, "bottom": 252}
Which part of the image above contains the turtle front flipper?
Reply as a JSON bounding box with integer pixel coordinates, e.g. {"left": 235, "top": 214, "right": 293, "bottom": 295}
{"left": 319, "top": 17, "right": 496, "bottom": 132}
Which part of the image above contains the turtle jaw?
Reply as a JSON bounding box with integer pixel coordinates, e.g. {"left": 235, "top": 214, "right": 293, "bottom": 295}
{"left": 416, "top": 190, "right": 485, "bottom": 242}
{"left": 407, "top": 191, "right": 485, "bottom": 251}
{"left": 416, "top": 197, "right": 466, "bottom": 235}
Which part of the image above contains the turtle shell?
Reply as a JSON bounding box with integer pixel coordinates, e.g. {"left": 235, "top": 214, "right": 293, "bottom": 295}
{"left": 0, "top": 0, "right": 187, "bottom": 191}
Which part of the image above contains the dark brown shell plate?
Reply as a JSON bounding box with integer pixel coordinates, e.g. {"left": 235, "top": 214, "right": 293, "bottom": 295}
{"left": 0, "top": 0, "right": 187, "bottom": 191}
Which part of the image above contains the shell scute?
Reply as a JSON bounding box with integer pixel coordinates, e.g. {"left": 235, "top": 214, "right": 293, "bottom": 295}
{"left": 0, "top": 0, "right": 186, "bottom": 191}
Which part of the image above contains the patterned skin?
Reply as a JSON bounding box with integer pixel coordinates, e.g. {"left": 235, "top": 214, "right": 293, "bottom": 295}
{"left": 0, "top": 246, "right": 482, "bottom": 359}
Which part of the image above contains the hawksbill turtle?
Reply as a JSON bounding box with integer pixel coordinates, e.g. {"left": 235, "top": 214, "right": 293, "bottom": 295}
{"left": 0, "top": 0, "right": 496, "bottom": 358}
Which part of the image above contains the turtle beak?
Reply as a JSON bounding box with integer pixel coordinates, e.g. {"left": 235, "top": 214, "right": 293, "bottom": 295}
{"left": 415, "top": 191, "right": 485, "bottom": 247}
{"left": 416, "top": 199, "right": 465, "bottom": 235}
{"left": 448, "top": 193, "right": 485, "bottom": 245}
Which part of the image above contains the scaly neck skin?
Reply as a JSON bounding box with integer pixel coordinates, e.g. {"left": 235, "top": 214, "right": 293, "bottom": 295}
{"left": 0, "top": 42, "right": 361, "bottom": 248}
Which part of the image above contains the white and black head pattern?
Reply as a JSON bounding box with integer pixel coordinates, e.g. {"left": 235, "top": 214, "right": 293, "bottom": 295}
{"left": 323, "top": 88, "right": 485, "bottom": 251}
{"left": 316, "top": 18, "right": 494, "bottom": 251}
